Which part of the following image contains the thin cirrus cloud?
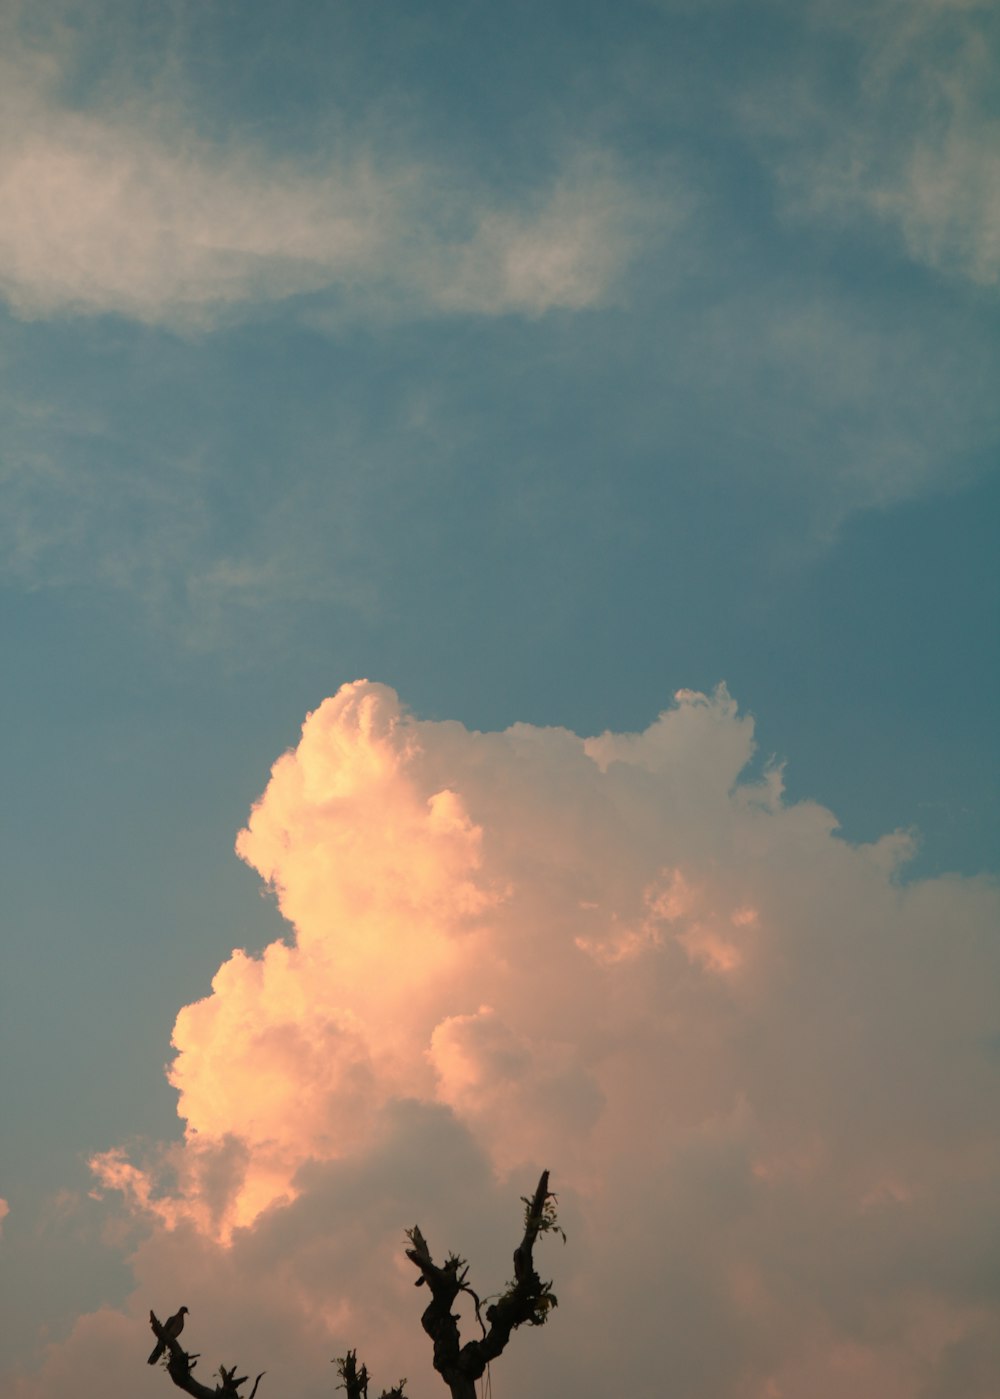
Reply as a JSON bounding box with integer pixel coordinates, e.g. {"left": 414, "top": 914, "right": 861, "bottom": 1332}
{"left": 0, "top": 69, "right": 638, "bottom": 328}
{"left": 674, "top": 283, "right": 998, "bottom": 530}
{"left": 745, "top": 0, "right": 1000, "bottom": 289}
{"left": 10, "top": 679, "right": 994, "bottom": 1399}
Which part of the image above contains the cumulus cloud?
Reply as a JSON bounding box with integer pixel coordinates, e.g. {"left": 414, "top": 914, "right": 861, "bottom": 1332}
{"left": 0, "top": 45, "right": 639, "bottom": 327}
{"left": 15, "top": 681, "right": 1000, "bottom": 1398}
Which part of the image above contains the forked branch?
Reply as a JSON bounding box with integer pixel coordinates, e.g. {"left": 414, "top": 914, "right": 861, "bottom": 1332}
{"left": 402, "top": 1169, "right": 562, "bottom": 1399}
{"left": 148, "top": 1311, "right": 265, "bottom": 1399}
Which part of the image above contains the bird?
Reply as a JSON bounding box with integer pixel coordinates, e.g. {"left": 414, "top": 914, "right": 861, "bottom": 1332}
{"left": 147, "top": 1306, "right": 188, "bottom": 1364}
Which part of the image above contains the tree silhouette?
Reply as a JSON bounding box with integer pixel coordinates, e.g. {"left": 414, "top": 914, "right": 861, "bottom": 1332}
{"left": 147, "top": 1170, "right": 562, "bottom": 1399}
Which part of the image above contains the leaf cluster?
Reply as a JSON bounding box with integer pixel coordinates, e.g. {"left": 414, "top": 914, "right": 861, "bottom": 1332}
{"left": 522, "top": 1190, "right": 566, "bottom": 1244}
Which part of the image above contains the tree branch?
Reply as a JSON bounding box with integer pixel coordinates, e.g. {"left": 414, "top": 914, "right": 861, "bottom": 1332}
{"left": 149, "top": 1174, "right": 561, "bottom": 1399}
{"left": 148, "top": 1311, "right": 265, "bottom": 1399}
{"left": 403, "top": 1170, "right": 561, "bottom": 1399}
{"left": 335, "top": 1347, "right": 408, "bottom": 1399}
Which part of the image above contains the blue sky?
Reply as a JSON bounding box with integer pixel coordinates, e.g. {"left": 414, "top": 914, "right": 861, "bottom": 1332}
{"left": 1, "top": 3, "right": 998, "bottom": 1396}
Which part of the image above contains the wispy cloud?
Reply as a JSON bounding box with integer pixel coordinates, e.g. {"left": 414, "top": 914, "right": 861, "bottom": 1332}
{"left": 745, "top": 0, "right": 1000, "bottom": 287}
{"left": 678, "top": 282, "right": 998, "bottom": 532}
{"left": 0, "top": 373, "right": 401, "bottom": 650}
{"left": 0, "top": 46, "right": 642, "bottom": 328}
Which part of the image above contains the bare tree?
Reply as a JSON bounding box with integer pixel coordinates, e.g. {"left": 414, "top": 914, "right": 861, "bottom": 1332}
{"left": 148, "top": 1170, "right": 562, "bottom": 1399}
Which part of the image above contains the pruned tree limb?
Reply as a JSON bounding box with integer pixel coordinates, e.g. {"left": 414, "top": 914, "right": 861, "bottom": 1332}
{"left": 148, "top": 1311, "right": 265, "bottom": 1399}
{"left": 335, "top": 1347, "right": 407, "bottom": 1399}
{"left": 403, "top": 1170, "right": 561, "bottom": 1399}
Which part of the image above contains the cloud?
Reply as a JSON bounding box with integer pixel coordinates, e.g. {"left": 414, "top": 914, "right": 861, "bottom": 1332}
{"left": 0, "top": 45, "right": 639, "bottom": 328}
{"left": 746, "top": 0, "right": 1000, "bottom": 288}
{"left": 12, "top": 680, "right": 1000, "bottom": 1398}
{"left": 0, "top": 1197, "right": 8, "bottom": 1236}
{"left": 675, "top": 284, "right": 999, "bottom": 530}
{"left": 0, "top": 380, "right": 391, "bottom": 653}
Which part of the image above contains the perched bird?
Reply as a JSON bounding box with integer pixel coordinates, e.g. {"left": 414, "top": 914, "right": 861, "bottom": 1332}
{"left": 147, "top": 1306, "right": 188, "bottom": 1364}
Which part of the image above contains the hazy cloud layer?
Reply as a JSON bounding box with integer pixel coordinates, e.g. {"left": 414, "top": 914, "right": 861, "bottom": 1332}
{"left": 12, "top": 681, "right": 998, "bottom": 1399}
{"left": 674, "top": 284, "right": 998, "bottom": 529}
{"left": 3, "top": 268, "right": 994, "bottom": 654}
{"left": 3, "top": 1, "right": 997, "bottom": 653}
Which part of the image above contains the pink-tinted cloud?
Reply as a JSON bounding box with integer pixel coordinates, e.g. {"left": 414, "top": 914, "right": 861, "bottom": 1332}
{"left": 16, "top": 681, "right": 1000, "bottom": 1398}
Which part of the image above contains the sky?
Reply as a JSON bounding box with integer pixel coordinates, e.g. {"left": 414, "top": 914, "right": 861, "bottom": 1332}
{"left": 0, "top": 1, "right": 998, "bottom": 1396}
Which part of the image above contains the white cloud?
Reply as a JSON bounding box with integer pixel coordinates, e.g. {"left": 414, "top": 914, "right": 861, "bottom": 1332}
{"left": 0, "top": 49, "right": 640, "bottom": 328}
{"left": 747, "top": 0, "right": 1000, "bottom": 288}
{"left": 10, "top": 680, "right": 997, "bottom": 1399}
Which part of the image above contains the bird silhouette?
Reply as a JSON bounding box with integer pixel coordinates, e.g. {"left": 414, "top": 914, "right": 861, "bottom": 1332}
{"left": 147, "top": 1306, "right": 188, "bottom": 1364}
